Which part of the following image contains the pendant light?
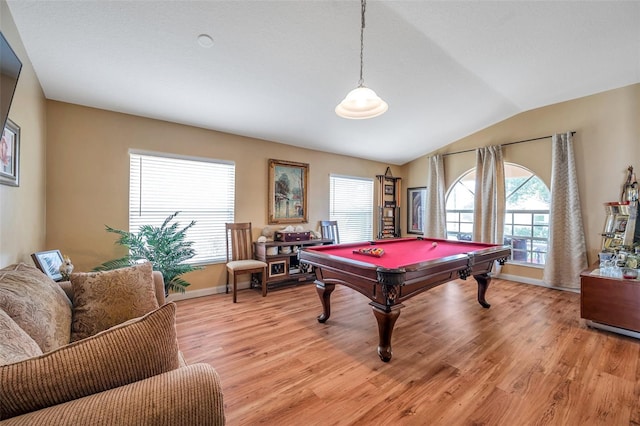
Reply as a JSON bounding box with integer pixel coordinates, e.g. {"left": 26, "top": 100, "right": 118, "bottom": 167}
{"left": 335, "top": 0, "right": 388, "bottom": 119}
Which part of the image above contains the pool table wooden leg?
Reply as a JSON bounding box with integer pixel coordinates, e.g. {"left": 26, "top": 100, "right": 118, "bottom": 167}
{"left": 371, "top": 305, "right": 401, "bottom": 362}
{"left": 316, "top": 282, "right": 335, "bottom": 323}
{"left": 474, "top": 273, "right": 491, "bottom": 308}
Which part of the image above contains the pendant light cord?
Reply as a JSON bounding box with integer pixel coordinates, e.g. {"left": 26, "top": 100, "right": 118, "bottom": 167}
{"left": 358, "top": 0, "right": 366, "bottom": 87}
{"left": 335, "top": 0, "right": 387, "bottom": 119}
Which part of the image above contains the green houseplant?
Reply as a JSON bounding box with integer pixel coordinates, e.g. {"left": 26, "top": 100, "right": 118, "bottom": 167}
{"left": 94, "top": 211, "right": 201, "bottom": 294}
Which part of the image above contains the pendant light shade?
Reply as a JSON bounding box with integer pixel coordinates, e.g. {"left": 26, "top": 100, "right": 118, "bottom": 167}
{"left": 336, "top": 0, "right": 387, "bottom": 120}
{"left": 335, "top": 86, "right": 388, "bottom": 119}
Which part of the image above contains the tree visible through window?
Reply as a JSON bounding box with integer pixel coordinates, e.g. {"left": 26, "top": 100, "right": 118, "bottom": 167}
{"left": 445, "top": 163, "right": 550, "bottom": 264}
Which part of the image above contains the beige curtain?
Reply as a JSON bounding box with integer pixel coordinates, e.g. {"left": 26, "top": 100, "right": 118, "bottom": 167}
{"left": 424, "top": 155, "right": 446, "bottom": 238}
{"left": 473, "top": 146, "right": 505, "bottom": 244}
{"left": 543, "top": 132, "right": 588, "bottom": 289}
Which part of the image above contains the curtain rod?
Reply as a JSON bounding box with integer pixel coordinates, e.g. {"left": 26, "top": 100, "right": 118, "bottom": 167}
{"left": 442, "top": 131, "right": 576, "bottom": 157}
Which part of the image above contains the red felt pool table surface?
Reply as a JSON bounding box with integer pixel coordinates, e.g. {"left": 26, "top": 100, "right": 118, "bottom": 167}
{"left": 303, "top": 237, "right": 499, "bottom": 270}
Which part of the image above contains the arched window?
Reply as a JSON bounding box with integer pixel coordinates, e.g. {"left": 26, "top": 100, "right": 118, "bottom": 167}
{"left": 445, "top": 163, "right": 550, "bottom": 265}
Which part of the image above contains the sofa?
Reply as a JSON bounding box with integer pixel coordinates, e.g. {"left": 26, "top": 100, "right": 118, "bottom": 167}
{"left": 0, "top": 262, "right": 225, "bottom": 425}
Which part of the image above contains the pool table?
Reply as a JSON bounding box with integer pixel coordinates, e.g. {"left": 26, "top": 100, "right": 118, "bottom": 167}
{"left": 299, "top": 237, "right": 511, "bottom": 362}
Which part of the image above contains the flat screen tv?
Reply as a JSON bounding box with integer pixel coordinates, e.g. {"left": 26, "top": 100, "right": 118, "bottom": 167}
{"left": 0, "top": 31, "right": 22, "bottom": 131}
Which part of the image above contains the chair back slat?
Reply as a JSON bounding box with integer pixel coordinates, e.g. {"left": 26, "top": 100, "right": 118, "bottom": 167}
{"left": 320, "top": 220, "right": 340, "bottom": 244}
{"left": 226, "top": 222, "right": 254, "bottom": 261}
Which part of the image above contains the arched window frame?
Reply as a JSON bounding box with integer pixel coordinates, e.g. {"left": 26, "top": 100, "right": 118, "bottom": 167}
{"left": 445, "top": 163, "right": 550, "bottom": 265}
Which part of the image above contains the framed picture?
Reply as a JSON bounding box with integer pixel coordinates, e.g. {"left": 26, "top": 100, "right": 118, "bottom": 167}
{"left": 0, "top": 119, "right": 20, "bottom": 187}
{"left": 407, "top": 187, "right": 426, "bottom": 235}
{"left": 268, "top": 159, "right": 308, "bottom": 224}
{"left": 384, "top": 184, "right": 394, "bottom": 195}
{"left": 268, "top": 260, "right": 287, "bottom": 278}
{"left": 31, "top": 250, "right": 64, "bottom": 281}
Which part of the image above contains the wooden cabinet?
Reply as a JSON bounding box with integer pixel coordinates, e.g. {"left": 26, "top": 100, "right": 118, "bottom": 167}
{"left": 254, "top": 239, "right": 333, "bottom": 288}
{"left": 582, "top": 198, "right": 640, "bottom": 338}
{"left": 580, "top": 265, "right": 640, "bottom": 334}
{"left": 376, "top": 167, "right": 401, "bottom": 239}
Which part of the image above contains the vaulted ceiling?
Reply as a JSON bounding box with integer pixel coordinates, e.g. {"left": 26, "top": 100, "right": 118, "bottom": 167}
{"left": 7, "top": 1, "right": 640, "bottom": 164}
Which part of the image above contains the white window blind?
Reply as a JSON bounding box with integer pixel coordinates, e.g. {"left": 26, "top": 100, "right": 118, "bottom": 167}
{"left": 129, "top": 152, "right": 235, "bottom": 265}
{"left": 330, "top": 175, "right": 374, "bottom": 243}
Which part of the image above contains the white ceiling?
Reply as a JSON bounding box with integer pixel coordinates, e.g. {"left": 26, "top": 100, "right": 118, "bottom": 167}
{"left": 7, "top": 0, "right": 640, "bottom": 165}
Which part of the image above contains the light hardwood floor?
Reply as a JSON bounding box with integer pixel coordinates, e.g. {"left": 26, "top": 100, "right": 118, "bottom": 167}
{"left": 175, "top": 278, "right": 640, "bottom": 426}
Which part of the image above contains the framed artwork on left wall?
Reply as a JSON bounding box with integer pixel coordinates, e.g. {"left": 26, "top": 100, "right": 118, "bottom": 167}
{"left": 268, "top": 159, "right": 309, "bottom": 224}
{"left": 0, "top": 119, "right": 20, "bottom": 187}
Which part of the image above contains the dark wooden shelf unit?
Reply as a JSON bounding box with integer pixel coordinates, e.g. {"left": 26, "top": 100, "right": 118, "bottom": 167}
{"left": 254, "top": 239, "right": 334, "bottom": 289}
{"left": 376, "top": 167, "right": 401, "bottom": 239}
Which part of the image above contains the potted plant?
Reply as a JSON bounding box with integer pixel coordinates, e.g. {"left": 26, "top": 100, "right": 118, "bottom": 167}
{"left": 94, "top": 211, "right": 201, "bottom": 295}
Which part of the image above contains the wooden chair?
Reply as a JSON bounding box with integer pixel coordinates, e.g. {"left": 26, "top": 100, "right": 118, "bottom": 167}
{"left": 225, "top": 222, "right": 267, "bottom": 303}
{"left": 320, "top": 220, "right": 340, "bottom": 244}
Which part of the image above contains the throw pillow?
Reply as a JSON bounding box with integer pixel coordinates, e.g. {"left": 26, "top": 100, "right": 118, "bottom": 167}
{"left": 0, "top": 263, "right": 72, "bottom": 352}
{"left": 0, "top": 302, "right": 180, "bottom": 420}
{"left": 70, "top": 262, "right": 159, "bottom": 341}
{"left": 0, "top": 309, "right": 43, "bottom": 366}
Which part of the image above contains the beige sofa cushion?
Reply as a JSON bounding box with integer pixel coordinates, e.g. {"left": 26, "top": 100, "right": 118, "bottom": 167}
{"left": 70, "top": 262, "right": 159, "bottom": 341}
{"left": 0, "top": 302, "right": 180, "bottom": 420}
{"left": 0, "top": 263, "right": 72, "bottom": 352}
{"left": 0, "top": 309, "right": 43, "bottom": 366}
{"left": 0, "top": 364, "right": 225, "bottom": 426}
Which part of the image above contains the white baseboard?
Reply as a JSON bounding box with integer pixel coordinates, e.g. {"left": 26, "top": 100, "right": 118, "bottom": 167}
{"left": 585, "top": 320, "right": 640, "bottom": 340}
{"left": 166, "top": 280, "right": 252, "bottom": 302}
{"left": 493, "top": 273, "right": 580, "bottom": 294}
{"left": 167, "top": 273, "right": 579, "bottom": 302}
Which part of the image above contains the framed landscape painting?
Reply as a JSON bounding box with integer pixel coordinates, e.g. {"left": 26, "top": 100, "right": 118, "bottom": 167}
{"left": 268, "top": 159, "right": 308, "bottom": 224}
{"left": 0, "top": 119, "right": 20, "bottom": 187}
{"left": 407, "top": 187, "right": 426, "bottom": 234}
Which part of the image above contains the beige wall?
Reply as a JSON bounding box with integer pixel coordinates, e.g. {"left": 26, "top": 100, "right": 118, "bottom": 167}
{"left": 0, "top": 0, "right": 47, "bottom": 266}
{"left": 45, "top": 101, "right": 399, "bottom": 293}
{"left": 403, "top": 83, "right": 640, "bottom": 280}
{"left": 3, "top": 0, "right": 638, "bottom": 290}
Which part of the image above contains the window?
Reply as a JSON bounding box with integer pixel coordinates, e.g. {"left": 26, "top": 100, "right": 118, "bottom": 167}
{"left": 445, "top": 169, "right": 476, "bottom": 241}
{"left": 129, "top": 152, "right": 235, "bottom": 265}
{"left": 503, "top": 165, "right": 550, "bottom": 265}
{"left": 330, "top": 175, "right": 374, "bottom": 243}
{"left": 445, "top": 163, "right": 550, "bottom": 265}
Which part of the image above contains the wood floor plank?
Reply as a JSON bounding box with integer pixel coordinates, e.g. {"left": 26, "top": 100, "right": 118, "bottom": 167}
{"left": 175, "top": 278, "right": 640, "bottom": 425}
